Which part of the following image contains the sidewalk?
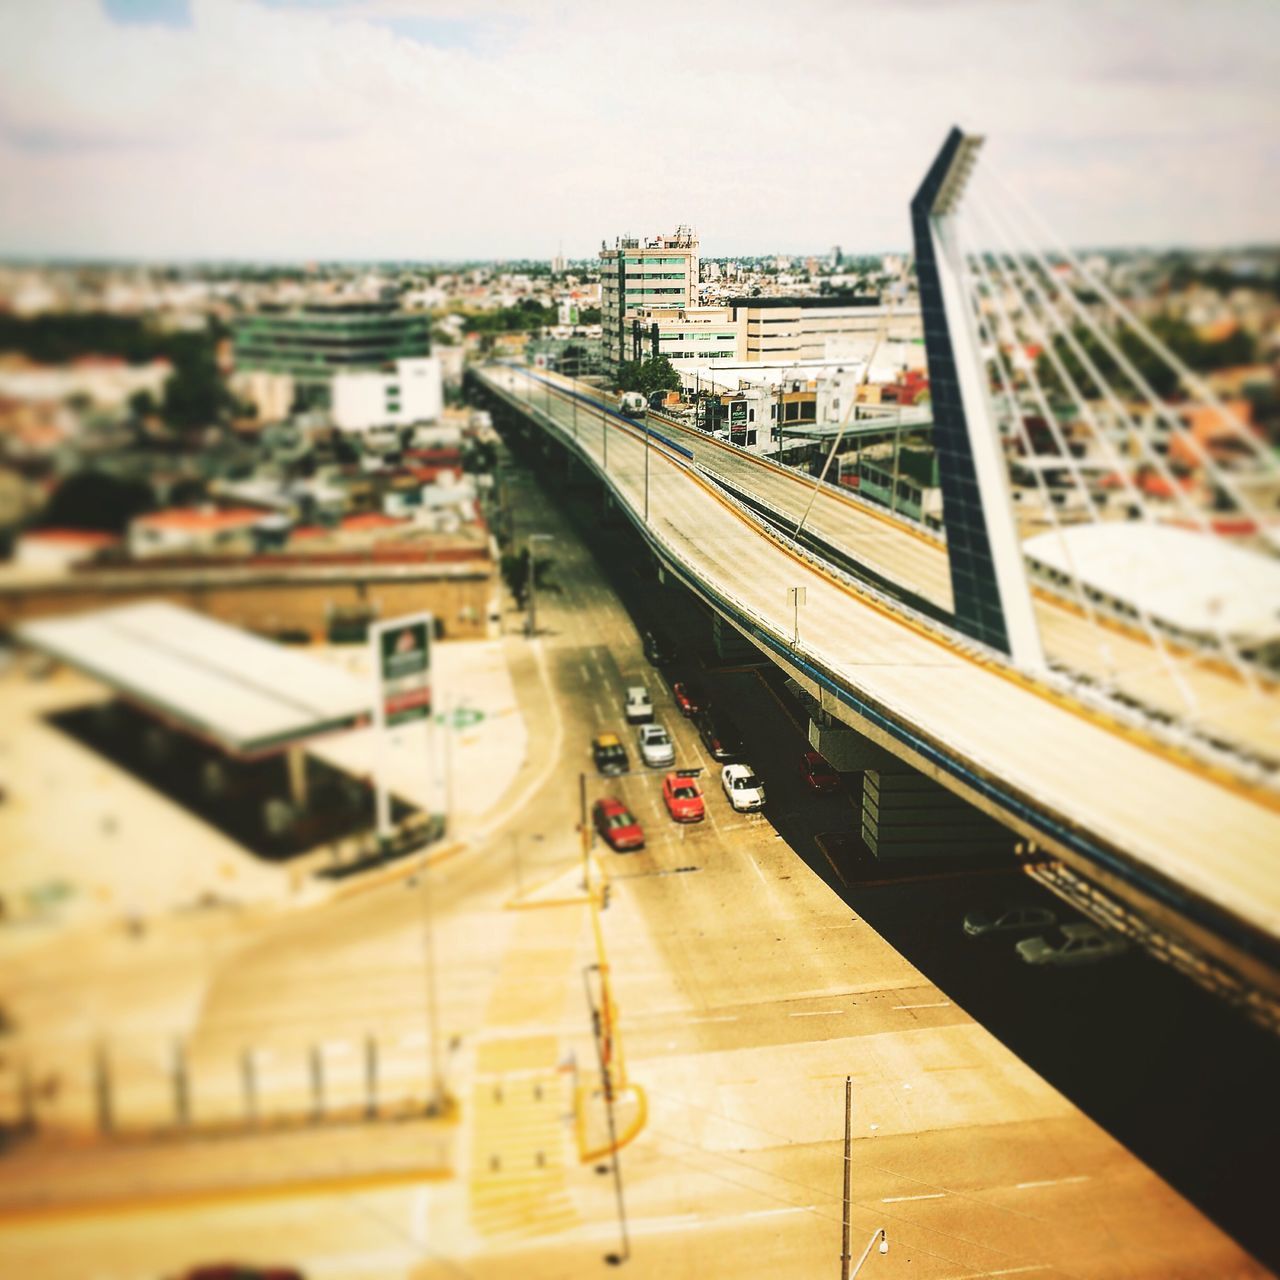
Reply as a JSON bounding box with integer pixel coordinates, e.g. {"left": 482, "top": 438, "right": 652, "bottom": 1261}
{"left": 0, "top": 1113, "right": 455, "bottom": 1222}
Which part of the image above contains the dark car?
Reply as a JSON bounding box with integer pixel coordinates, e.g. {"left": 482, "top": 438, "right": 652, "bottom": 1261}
{"left": 592, "top": 732, "right": 630, "bottom": 776}
{"left": 643, "top": 628, "right": 678, "bottom": 666}
{"left": 696, "top": 709, "right": 744, "bottom": 762}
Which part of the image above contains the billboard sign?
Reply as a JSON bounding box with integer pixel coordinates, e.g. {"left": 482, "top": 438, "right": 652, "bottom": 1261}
{"left": 373, "top": 612, "right": 433, "bottom": 727}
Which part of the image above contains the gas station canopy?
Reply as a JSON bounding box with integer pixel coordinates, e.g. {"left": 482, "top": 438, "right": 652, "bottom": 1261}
{"left": 19, "top": 601, "right": 372, "bottom": 756}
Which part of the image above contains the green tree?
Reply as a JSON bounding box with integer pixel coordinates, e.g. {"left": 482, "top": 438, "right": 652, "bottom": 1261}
{"left": 35, "top": 470, "right": 155, "bottom": 534}
{"left": 500, "top": 547, "right": 556, "bottom": 608}
{"left": 616, "top": 355, "right": 681, "bottom": 399}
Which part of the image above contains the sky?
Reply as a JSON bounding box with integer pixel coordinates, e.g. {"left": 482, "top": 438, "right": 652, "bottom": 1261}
{"left": 0, "top": 0, "right": 1276, "bottom": 261}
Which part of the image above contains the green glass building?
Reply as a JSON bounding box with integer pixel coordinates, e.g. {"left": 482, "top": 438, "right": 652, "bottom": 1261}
{"left": 232, "top": 302, "right": 431, "bottom": 407}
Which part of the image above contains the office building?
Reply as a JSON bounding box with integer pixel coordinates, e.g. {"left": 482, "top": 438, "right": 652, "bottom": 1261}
{"left": 232, "top": 301, "right": 431, "bottom": 409}
{"left": 600, "top": 228, "right": 699, "bottom": 368}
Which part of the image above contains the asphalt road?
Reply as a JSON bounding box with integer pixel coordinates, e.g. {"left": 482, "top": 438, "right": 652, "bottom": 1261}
{"left": 533, "top": 432, "right": 1280, "bottom": 1272}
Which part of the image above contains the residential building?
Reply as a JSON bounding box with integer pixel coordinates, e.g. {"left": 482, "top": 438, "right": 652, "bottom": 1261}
{"left": 600, "top": 228, "right": 699, "bottom": 368}
{"left": 231, "top": 301, "right": 431, "bottom": 409}
{"left": 330, "top": 357, "right": 443, "bottom": 433}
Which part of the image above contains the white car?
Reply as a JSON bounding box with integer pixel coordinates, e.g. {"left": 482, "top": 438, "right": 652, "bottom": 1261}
{"left": 1016, "top": 922, "right": 1128, "bottom": 968}
{"left": 624, "top": 685, "right": 654, "bottom": 724}
{"left": 637, "top": 723, "right": 676, "bottom": 768}
{"left": 963, "top": 904, "right": 1057, "bottom": 938}
{"left": 721, "top": 763, "right": 766, "bottom": 812}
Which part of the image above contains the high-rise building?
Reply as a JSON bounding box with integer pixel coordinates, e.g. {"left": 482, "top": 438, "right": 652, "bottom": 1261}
{"left": 600, "top": 228, "right": 698, "bottom": 368}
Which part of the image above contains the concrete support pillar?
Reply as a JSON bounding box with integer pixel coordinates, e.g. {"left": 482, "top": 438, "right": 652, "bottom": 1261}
{"left": 861, "top": 764, "right": 1013, "bottom": 859}
{"left": 286, "top": 746, "right": 309, "bottom": 813}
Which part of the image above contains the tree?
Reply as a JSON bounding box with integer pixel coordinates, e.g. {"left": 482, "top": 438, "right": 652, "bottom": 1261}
{"left": 128, "top": 389, "right": 157, "bottom": 419}
{"left": 500, "top": 547, "right": 556, "bottom": 608}
{"left": 616, "top": 355, "right": 681, "bottom": 399}
{"left": 35, "top": 470, "right": 155, "bottom": 534}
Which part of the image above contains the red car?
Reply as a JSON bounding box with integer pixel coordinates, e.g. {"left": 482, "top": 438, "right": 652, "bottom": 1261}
{"left": 671, "top": 680, "right": 706, "bottom": 718}
{"left": 800, "top": 751, "right": 840, "bottom": 794}
{"left": 593, "top": 797, "right": 645, "bottom": 852}
{"left": 662, "top": 770, "right": 705, "bottom": 822}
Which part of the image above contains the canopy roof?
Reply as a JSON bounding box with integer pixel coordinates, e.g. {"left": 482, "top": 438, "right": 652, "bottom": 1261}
{"left": 19, "top": 601, "right": 371, "bottom": 755}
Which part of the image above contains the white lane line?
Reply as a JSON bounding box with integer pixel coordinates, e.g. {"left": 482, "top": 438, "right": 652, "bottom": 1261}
{"left": 893, "top": 1000, "right": 952, "bottom": 1010}
{"left": 738, "top": 1205, "right": 815, "bottom": 1221}
{"left": 579, "top": 662, "right": 590, "bottom": 682}
{"left": 689, "top": 1015, "right": 739, "bottom": 1024}
{"left": 790, "top": 1010, "right": 844, "bottom": 1018}
{"left": 881, "top": 1192, "right": 946, "bottom": 1203}
{"left": 940, "top": 1267, "right": 1047, "bottom": 1279}
{"left": 1015, "top": 1175, "right": 1090, "bottom": 1190}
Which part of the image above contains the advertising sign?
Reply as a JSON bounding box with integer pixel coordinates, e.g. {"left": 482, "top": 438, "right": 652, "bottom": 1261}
{"left": 730, "top": 399, "right": 748, "bottom": 426}
{"left": 374, "top": 612, "right": 433, "bottom": 727}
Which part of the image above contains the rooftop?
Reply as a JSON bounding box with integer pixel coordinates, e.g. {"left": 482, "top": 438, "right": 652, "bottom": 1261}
{"left": 17, "top": 601, "right": 372, "bottom": 756}
{"left": 1023, "top": 523, "right": 1280, "bottom": 643}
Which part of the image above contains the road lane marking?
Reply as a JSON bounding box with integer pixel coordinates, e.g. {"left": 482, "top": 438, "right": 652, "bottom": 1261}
{"left": 881, "top": 1192, "right": 946, "bottom": 1203}
{"left": 789, "top": 1010, "right": 844, "bottom": 1018}
{"left": 893, "top": 1001, "right": 952, "bottom": 1010}
{"left": 689, "top": 1015, "right": 739, "bottom": 1024}
{"left": 1015, "top": 1175, "right": 1089, "bottom": 1190}
{"left": 941, "top": 1268, "right": 1047, "bottom": 1279}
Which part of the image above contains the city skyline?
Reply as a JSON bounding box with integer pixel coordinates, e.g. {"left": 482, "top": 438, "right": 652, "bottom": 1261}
{"left": 0, "top": 0, "right": 1277, "bottom": 260}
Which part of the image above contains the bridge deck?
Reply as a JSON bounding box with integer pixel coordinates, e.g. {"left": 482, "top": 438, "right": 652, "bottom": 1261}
{"left": 480, "top": 365, "right": 1280, "bottom": 984}
{"left": 520, "top": 368, "right": 1279, "bottom": 765}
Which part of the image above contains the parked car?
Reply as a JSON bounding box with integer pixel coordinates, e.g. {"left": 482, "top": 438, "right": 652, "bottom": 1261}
{"left": 593, "top": 797, "right": 645, "bottom": 852}
{"left": 592, "top": 732, "right": 630, "bottom": 776}
{"left": 643, "top": 629, "right": 678, "bottom": 666}
{"left": 662, "top": 770, "right": 705, "bottom": 822}
{"left": 963, "top": 904, "right": 1057, "bottom": 938}
{"left": 696, "top": 709, "right": 743, "bottom": 762}
{"left": 624, "top": 684, "right": 654, "bottom": 725}
{"left": 1016, "top": 922, "right": 1128, "bottom": 967}
{"left": 637, "top": 723, "right": 676, "bottom": 768}
{"left": 721, "top": 763, "right": 766, "bottom": 812}
{"left": 671, "top": 679, "right": 706, "bottom": 718}
{"left": 799, "top": 751, "right": 840, "bottom": 793}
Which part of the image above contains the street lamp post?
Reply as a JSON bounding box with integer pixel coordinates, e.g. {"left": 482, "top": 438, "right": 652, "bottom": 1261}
{"left": 643, "top": 413, "right": 651, "bottom": 524}
{"left": 526, "top": 532, "right": 552, "bottom": 638}
{"left": 848, "top": 1228, "right": 888, "bottom": 1278}
{"left": 788, "top": 585, "right": 807, "bottom": 647}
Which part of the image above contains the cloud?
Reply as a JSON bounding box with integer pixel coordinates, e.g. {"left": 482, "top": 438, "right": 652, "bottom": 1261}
{"left": 0, "top": 0, "right": 1276, "bottom": 258}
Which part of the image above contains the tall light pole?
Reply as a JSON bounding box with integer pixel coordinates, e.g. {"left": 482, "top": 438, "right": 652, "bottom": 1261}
{"left": 643, "top": 412, "right": 651, "bottom": 524}
{"left": 789, "top": 585, "right": 807, "bottom": 647}
{"left": 848, "top": 1228, "right": 888, "bottom": 1278}
{"left": 526, "top": 532, "right": 552, "bottom": 638}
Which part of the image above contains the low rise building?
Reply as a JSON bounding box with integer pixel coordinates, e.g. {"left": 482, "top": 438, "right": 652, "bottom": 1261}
{"left": 330, "top": 357, "right": 443, "bottom": 433}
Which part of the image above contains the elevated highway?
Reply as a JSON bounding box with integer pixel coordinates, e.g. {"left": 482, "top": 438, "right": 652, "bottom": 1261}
{"left": 474, "top": 362, "right": 1280, "bottom": 1022}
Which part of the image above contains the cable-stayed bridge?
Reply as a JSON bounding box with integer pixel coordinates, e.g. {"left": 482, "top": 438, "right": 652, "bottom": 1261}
{"left": 470, "top": 128, "right": 1280, "bottom": 1029}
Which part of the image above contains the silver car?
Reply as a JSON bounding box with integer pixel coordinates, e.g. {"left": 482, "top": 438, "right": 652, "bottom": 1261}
{"left": 637, "top": 723, "right": 676, "bottom": 768}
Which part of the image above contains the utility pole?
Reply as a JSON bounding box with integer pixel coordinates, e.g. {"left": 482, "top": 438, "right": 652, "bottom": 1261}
{"left": 841, "top": 1075, "right": 852, "bottom": 1279}
{"left": 585, "top": 965, "right": 630, "bottom": 1267}
{"left": 580, "top": 771, "right": 591, "bottom": 893}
